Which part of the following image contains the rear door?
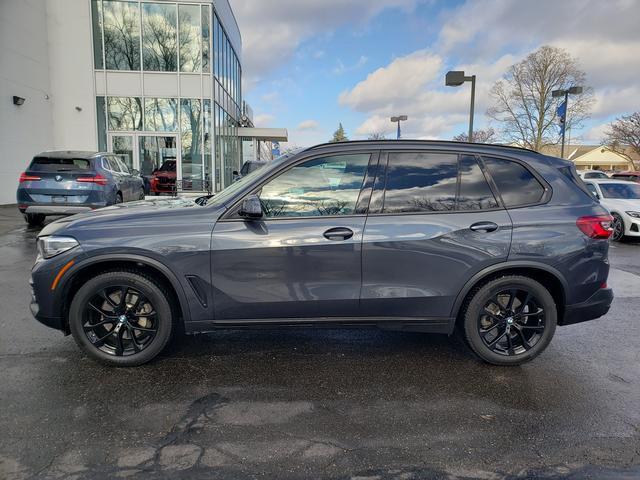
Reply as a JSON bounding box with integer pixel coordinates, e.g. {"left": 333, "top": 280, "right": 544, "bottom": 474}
{"left": 22, "top": 156, "right": 97, "bottom": 206}
{"left": 103, "top": 156, "right": 126, "bottom": 200}
{"left": 210, "top": 151, "right": 377, "bottom": 321}
{"left": 361, "top": 150, "right": 513, "bottom": 319}
{"left": 113, "top": 156, "right": 135, "bottom": 200}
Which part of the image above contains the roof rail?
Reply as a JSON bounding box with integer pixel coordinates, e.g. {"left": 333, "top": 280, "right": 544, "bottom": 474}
{"left": 304, "top": 139, "right": 540, "bottom": 155}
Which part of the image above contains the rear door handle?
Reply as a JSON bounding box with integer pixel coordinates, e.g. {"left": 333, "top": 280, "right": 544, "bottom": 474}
{"left": 323, "top": 227, "right": 354, "bottom": 241}
{"left": 469, "top": 221, "right": 499, "bottom": 233}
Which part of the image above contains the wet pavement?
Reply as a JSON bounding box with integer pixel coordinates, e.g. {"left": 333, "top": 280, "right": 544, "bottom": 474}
{"left": 0, "top": 205, "right": 638, "bottom": 479}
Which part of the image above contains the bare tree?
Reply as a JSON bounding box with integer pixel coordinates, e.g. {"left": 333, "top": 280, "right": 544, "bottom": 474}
{"left": 367, "top": 132, "right": 387, "bottom": 140}
{"left": 453, "top": 128, "right": 497, "bottom": 143}
{"left": 488, "top": 46, "right": 594, "bottom": 152}
{"left": 603, "top": 112, "right": 640, "bottom": 170}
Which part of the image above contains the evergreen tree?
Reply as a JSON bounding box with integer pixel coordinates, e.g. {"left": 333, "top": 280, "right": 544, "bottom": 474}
{"left": 330, "top": 123, "right": 348, "bottom": 142}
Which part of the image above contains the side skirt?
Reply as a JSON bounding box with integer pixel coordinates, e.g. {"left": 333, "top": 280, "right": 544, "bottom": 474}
{"left": 184, "top": 317, "right": 456, "bottom": 335}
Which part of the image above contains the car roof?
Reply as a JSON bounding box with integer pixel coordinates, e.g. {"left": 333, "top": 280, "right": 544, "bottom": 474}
{"left": 585, "top": 179, "right": 638, "bottom": 184}
{"left": 35, "top": 150, "right": 103, "bottom": 159}
{"left": 299, "top": 139, "right": 571, "bottom": 169}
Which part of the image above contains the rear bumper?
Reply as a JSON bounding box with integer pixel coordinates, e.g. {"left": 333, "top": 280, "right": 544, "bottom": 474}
{"left": 561, "top": 288, "right": 614, "bottom": 326}
{"left": 24, "top": 205, "right": 95, "bottom": 215}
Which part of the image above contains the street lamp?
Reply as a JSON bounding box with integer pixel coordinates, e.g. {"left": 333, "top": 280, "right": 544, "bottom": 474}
{"left": 390, "top": 115, "right": 408, "bottom": 140}
{"left": 552, "top": 86, "right": 583, "bottom": 158}
{"left": 445, "top": 70, "right": 476, "bottom": 142}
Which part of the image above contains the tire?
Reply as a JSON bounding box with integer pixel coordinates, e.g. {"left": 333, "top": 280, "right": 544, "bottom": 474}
{"left": 462, "top": 275, "right": 557, "bottom": 366}
{"left": 611, "top": 213, "right": 625, "bottom": 242}
{"left": 24, "top": 213, "right": 45, "bottom": 227}
{"left": 138, "top": 188, "right": 145, "bottom": 200}
{"left": 68, "top": 270, "right": 174, "bottom": 367}
{"left": 115, "top": 192, "right": 123, "bottom": 204}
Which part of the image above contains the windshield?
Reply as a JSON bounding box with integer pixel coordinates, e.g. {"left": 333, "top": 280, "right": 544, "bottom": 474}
{"left": 600, "top": 183, "right": 640, "bottom": 199}
{"left": 205, "top": 151, "right": 301, "bottom": 207}
{"left": 158, "top": 160, "right": 176, "bottom": 172}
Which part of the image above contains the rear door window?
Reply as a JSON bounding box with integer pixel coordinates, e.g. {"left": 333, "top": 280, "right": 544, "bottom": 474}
{"left": 29, "top": 157, "right": 91, "bottom": 172}
{"left": 381, "top": 152, "right": 498, "bottom": 213}
{"left": 383, "top": 152, "right": 458, "bottom": 213}
{"left": 482, "top": 156, "right": 545, "bottom": 207}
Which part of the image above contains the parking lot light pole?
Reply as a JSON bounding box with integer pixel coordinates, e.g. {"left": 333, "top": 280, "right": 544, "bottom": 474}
{"left": 552, "top": 86, "right": 583, "bottom": 158}
{"left": 390, "top": 115, "right": 408, "bottom": 139}
{"left": 446, "top": 71, "right": 476, "bottom": 142}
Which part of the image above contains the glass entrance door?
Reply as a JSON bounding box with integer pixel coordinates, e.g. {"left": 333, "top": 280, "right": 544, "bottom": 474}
{"left": 109, "top": 134, "right": 136, "bottom": 172}
{"left": 138, "top": 135, "right": 178, "bottom": 195}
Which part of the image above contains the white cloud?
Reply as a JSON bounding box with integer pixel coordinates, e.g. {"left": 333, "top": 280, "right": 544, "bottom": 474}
{"left": 342, "top": 0, "right": 640, "bottom": 140}
{"left": 253, "top": 113, "right": 275, "bottom": 127}
{"left": 333, "top": 56, "right": 368, "bottom": 75}
{"left": 339, "top": 51, "right": 442, "bottom": 112}
{"left": 581, "top": 123, "right": 609, "bottom": 144}
{"left": 296, "top": 119, "right": 320, "bottom": 131}
{"left": 233, "top": 0, "right": 419, "bottom": 87}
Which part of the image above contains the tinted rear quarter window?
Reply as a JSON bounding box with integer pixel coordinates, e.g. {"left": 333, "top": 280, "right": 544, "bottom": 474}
{"left": 483, "top": 156, "right": 545, "bottom": 207}
{"left": 458, "top": 155, "right": 499, "bottom": 210}
{"left": 29, "top": 157, "right": 91, "bottom": 172}
{"left": 383, "top": 152, "right": 458, "bottom": 213}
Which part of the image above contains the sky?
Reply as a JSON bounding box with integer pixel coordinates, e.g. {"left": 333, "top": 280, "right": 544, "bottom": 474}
{"left": 232, "top": 0, "right": 640, "bottom": 149}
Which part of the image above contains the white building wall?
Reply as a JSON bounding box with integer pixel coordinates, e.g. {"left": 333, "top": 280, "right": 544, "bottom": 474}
{"left": 46, "top": 0, "right": 97, "bottom": 151}
{"left": 0, "top": 0, "right": 53, "bottom": 205}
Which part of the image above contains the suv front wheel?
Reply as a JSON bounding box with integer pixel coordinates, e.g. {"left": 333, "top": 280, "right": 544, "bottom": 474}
{"left": 462, "top": 275, "right": 557, "bottom": 366}
{"left": 69, "top": 270, "right": 174, "bottom": 367}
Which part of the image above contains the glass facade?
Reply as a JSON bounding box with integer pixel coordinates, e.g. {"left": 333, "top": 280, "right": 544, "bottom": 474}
{"left": 92, "top": 0, "right": 242, "bottom": 193}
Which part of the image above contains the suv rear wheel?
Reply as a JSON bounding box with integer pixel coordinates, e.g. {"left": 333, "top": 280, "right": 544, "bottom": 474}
{"left": 462, "top": 275, "right": 557, "bottom": 366}
{"left": 24, "top": 213, "right": 45, "bottom": 227}
{"left": 68, "top": 271, "right": 173, "bottom": 367}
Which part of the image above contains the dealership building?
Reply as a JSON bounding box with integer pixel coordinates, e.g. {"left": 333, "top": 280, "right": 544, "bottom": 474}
{"left": 1, "top": 0, "right": 284, "bottom": 205}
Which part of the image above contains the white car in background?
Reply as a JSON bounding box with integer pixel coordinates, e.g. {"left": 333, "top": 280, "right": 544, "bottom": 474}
{"left": 583, "top": 179, "right": 640, "bottom": 241}
{"left": 578, "top": 169, "right": 609, "bottom": 180}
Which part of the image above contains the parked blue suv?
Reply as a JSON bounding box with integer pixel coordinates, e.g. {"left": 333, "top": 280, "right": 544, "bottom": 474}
{"left": 17, "top": 151, "right": 145, "bottom": 226}
{"left": 29, "top": 141, "right": 614, "bottom": 367}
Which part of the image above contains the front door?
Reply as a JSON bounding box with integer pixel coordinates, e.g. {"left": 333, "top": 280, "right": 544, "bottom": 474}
{"left": 210, "top": 152, "right": 375, "bottom": 321}
{"left": 361, "top": 151, "right": 513, "bottom": 319}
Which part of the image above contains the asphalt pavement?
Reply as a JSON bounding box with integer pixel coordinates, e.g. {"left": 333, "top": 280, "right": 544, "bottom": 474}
{"left": 0, "top": 205, "right": 638, "bottom": 480}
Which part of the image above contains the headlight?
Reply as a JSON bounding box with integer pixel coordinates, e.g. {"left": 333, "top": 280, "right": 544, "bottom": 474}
{"left": 625, "top": 211, "right": 640, "bottom": 218}
{"left": 37, "top": 236, "right": 79, "bottom": 259}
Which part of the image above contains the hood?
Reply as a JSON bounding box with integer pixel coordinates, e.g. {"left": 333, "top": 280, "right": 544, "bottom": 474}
{"left": 153, "top": 170, "right": 176, "bottom": 178}
{"left": 39, "top": 197, "right": 221, "bottom": 237}
{"left": 600, "top": 198, "right": 640, "bottom": 213}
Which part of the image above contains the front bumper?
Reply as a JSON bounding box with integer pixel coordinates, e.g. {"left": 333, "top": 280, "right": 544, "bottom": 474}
{"left": 562, "top": 288, "right": 614, "bottom": 326}
{"left": 29, "top": 276, "right": 66, "bottom": 332}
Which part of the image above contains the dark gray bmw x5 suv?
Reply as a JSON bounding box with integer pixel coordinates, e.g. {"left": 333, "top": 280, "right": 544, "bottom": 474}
{"left": 30, "top": 141, "right": 614, "bottom": 367}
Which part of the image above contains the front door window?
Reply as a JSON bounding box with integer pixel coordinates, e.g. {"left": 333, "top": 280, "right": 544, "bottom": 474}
{"left": 257, "top": 154, "right": 370, "bottom": 218}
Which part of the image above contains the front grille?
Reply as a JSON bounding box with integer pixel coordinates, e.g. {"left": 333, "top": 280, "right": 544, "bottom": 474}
{"left": 158, "top": 177, "right": 174, "bottom": 185}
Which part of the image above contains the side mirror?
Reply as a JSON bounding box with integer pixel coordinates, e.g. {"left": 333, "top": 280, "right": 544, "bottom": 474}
{"left": 131, "top": 169, "right": 140, "bottom": 176}
{"left": 239, "top": 194, "right": 263, "bottom": 219}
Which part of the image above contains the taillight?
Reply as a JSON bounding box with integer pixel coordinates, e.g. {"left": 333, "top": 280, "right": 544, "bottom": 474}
{"left": 77, "top": 174, "right": 108, "bottom": 186}
{"left": 19, "top": 172, "right": 41, "bottom": 183}
{"left": 576, "top": 215, "right": 614, "bottom": 239}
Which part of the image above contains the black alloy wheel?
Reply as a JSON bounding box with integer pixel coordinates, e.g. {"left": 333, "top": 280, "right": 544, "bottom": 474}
{"left": 82, "top": 286, "right": 158, "bottom": 357}
{"left": 69, "top": 271, "right": 173, "bottom": 366}
{"left": 611, "top": 213, "right": 625, "bottom": 242}
{"left": 463, "top": 276, "right": 557, "bottom": 366}
{"left": 478, "top": 288, "right": 545, "bottom": 356}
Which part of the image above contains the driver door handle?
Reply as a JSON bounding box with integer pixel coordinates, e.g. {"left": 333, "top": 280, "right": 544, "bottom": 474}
{"left": 323, "top": 227, "right": 354, "bottom": 241}
{"left": 469, "top": 221, "right": 499, "bottom": 233}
